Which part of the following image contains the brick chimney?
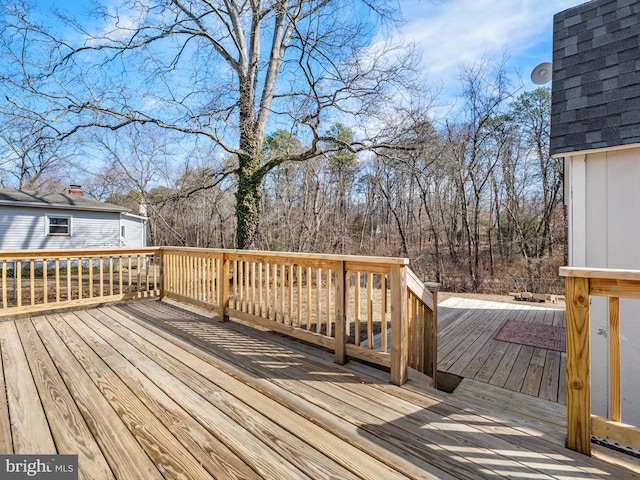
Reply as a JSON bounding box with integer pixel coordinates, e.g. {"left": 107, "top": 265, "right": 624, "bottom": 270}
{"left": 68, "top": 184, "right": 83, "bottom": 197}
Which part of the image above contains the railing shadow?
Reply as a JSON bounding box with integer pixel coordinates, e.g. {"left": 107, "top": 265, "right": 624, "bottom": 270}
{"left": 115, "top": 300, "right": 629, "bottom": 479}
{"left": 356, "top": 404, "right": 624, "bottom": 479}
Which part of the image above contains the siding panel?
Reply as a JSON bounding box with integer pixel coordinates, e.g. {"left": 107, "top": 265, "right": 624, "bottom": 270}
{"left": 121, "top": 215, "right": 146, "bottom": 248}
{"left": 0, "top": 206, "right": 120, "bottom": 250}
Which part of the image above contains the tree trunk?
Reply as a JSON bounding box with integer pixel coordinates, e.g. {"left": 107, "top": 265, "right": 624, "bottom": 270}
{"left": 235, "top": 155, "right": 262, "bottom": 250}
{"left": 235, "top": 73, "right": 262, "bottom": 250}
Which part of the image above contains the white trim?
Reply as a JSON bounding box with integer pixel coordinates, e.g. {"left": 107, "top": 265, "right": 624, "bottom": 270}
{"left": 567, "top": 154, "right": 586, "bottom": 267}
{"left": 45, "top": 214, "right": 72, "bottom": 236}
{"left": 121, "top": 212, "right": 147, "bottom": 221}
{"left": 552, "top": 141, "right": 640, "bottom": 159}
{"left": 0, "top": 200, "right": 127, "bottom": 213}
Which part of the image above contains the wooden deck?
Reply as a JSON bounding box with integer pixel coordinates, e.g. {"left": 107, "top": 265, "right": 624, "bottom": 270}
{"left": 438, "top": 296, "right": 567, "bottom": 403}
{"left": 1, "top": 300, "right": 638, "bottom": 479}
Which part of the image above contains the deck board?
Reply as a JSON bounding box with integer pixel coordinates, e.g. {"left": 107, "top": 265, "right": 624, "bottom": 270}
{"left": 58, "top": 310, "right": 258, "bottom": 480}
{"left": 0, "top": 322, "right": 13, "bottom": 455}
{"left": 0, "top": 321, "right": 56, "bottom": 454}
{"left": 121, "top": 301, "right": 450, "bottom": 480}
{"left": 14, "top": 318, "right": 114, "bottom": 480}
{"left": 83, "top": 307, "right": 346, "bottom": 480}
{"left": 0, "top": 299, "right": 637, "bottom": 479}
{"left": 438, "top": 297, "right": 567, "bottom": 402}
{"left": 33, "top": 315, "right": 163, "bottom": 480}
{"left": 82, "top": 309, "right": 261, "bottom": 480}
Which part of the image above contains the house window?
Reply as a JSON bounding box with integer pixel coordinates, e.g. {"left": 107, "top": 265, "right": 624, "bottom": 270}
{"left": 47, "top": 216, "right": 71, "bottom": 235}
{"left": 121, "top": 225, "right": 126, "bottom": 237}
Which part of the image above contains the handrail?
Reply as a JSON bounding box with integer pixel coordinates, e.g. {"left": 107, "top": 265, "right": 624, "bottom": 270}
{"left": 0, "top": 246, "right": 437, "bottom": 388}
{"left": 160, "top": 246, "right": 410, "bottom": 265}
{"left": 407, "top": 268, "right": 435, "bottom": 310}
{"left": 406, "top": 268, "right": 439, "bottom": 386}
{"left": 0, "top": 247, "right": 161, "bottom": 316}
{"left": 160, "top": 248, "right": 436, "bottom": 386}
{"left": 560, "top": 266, "right": 640, "bottom": 456}
{"left": 0, "top": 246, "right": 161, "bottom": 260}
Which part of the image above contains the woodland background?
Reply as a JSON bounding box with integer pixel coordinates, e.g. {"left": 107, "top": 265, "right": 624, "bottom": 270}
{"left": 0, "top": 2, "right": 564, "bottom": 294}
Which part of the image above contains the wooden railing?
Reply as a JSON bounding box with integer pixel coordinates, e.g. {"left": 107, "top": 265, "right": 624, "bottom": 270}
{"left": 0, "top": 247, "right": 161, "bottom": 317}
{"left": 560, "top": 266, "right": 640, "bottom": 456}
{"left": 0, "top": 246, "right": 437, "bottom": 387}
{"left": 161, "top": 248, "right": 437, "bottom": 386}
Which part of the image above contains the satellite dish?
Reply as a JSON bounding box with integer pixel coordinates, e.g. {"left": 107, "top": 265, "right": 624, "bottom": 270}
{"left": 531, "top": 62, "right": 553, "bottom": 85}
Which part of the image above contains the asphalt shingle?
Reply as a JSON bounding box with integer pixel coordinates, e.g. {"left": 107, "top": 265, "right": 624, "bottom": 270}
{"left": 550, "top": 0, "right": 640, "bottom": 155}
{"left": 0, "top": 189, "right": 129, "bottom": 213}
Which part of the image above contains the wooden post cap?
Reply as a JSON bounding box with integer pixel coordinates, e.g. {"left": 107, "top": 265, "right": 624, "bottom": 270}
{"left": 424, "top": 282, "right": 441, "bottom": 292}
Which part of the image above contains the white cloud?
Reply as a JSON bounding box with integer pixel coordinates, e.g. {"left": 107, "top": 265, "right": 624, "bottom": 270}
{"left": 397, "top": 0, "right": 585, "bottom": 96}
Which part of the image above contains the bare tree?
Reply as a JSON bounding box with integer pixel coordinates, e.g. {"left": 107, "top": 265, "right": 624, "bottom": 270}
{"left": 0, "top": 0, "right": 418, "bottom": 249}
{"left": 510, "top": 88, "right": 562, "bottom": 258}
{"left": 0, "top": 115, "right": 71, "bottom": 190}
{"left": 447, "top": 60, "right": 512, "bottom": 289}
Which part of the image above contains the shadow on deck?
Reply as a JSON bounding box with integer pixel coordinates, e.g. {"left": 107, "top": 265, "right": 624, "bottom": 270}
{"left": 1, "top": 299, "right": 638, "bottom": 479}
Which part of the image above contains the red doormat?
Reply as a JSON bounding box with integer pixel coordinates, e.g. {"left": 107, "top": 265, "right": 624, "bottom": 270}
{"left": 493, "top": 319, "right": 566, "bottom": 352}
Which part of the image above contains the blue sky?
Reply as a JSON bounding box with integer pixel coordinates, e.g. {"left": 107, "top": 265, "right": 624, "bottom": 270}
{"left": 397, "top": 0, "right": 586, "bottom": 108}
{"left": 37, "top": 0, "right": 585, "bottom": 110}
{"left": 26, "top": 0, "right": 589, "bottom": 145}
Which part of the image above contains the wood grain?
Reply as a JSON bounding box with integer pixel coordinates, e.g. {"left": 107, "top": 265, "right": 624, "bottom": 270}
{"left": 127, "top": 301, "right": 638, "bottom": 480}
{"left": 0, "top": 321, "right": 55, "bottom": 454}
{"left": 390, "top": 265, "right": 408, "bottom": 385}
{"left": 609, "top": 296, "right": 621, "bottom": 422}
{"left": 14, "top": 318, "right": 114, "bottom": 480}
{"left": 49, "top": 312, "right": 212, "bottom": 479}
{"left": 565, "top": 276, "right": 591, "bottom": 455}
{"left": 71, "top": 309, "right": 262, "bottom": 480}
{"left": 592, "top": 415, "right": 640, "bottom": 453}
{"left": 560, "top": 266, "right": 640, "bottom": 282}
{"left": 88, "top": 308, "right": 354, "bottom": 480}
{"left": 0, "top": 323, "right": 13, "bottom": 454}
{"left": 334, "top": 260, "right": 346, "bottom": 365}
{"left": 33, "top": 315, "right": 164, "bottom": 479}
{"left": 3, "top": 301, "right": 637, "bottom": 480}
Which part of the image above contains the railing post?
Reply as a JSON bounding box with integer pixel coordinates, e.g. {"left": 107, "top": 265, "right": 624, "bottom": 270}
{"left": 424, "top": 282, "right": 440, "bottom": 388}
{"left": 334, "top": 261, "right": 347, "bottom": 365}
{"left": 219, "top": 254, "right": 230, "bottom": 322}
{"left": 159, "top": 249, "right": 166, "bottom": 300}
{"left": 390, "top": 264, "right": 408, "bottom": 386}
{"left": 565, "top": 275, "right": 591, "bottom": 455}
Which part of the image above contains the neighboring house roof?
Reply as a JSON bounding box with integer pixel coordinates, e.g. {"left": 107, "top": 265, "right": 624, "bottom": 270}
{"left": 550, "top": 0, "right": 640, "bottom": 156}
{"left": 0, "top": 188, "right": 129, "bottom": 213}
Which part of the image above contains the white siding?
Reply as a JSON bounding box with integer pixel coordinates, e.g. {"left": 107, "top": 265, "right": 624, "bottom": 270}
{"left": 567, "top": 146, "right": 640, "bottom": 425}
{"left": 120, "top": 214, "right": 147, "bottom": 248}
{"left": 0, "top": 206, "right": 121, "bottom": 250}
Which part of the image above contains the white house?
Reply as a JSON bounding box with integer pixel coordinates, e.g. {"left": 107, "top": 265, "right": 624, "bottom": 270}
{"left": 552, "top": 0, "right": 640, "bottom": 426}
{"left": 0, "top": 186, "right": 147, "bottom": 250}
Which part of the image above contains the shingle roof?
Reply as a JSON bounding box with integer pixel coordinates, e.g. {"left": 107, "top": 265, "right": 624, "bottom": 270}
{"left": 550, "top": 0, "right": 640, "bottom": 156}
{"left": 0, "top": 188, "right": 129, "bottom": 213}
